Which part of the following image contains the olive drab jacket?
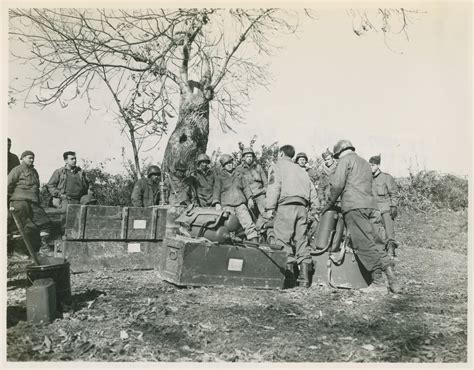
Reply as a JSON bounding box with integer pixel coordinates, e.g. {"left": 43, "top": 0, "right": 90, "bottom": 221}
{"left": 7, "top": 163, "right": 41, "bottom": 203}
{"left": 189, "top": 169, "right": 216, "bottom": 207}
{"left": 265, "top": 156, "right": 319, "bottom": 211}
{"left": 372, "top": 169, "right": 398, "bottom": 214}
{"left": 235, "top": 162, "right": 267, "bottom": 198}
{"left": 328, "top": 152, "right": 377, "bottom": 213}
{"left": 131, "top": 178, "right": 161, "bottom": 207}
{"left": 165, "top": 173, "right": 194, "bottom": 206}
{"left": 47, "top": 166, "right": 89, "bottom": 199}
{"left": 212, "top": 168, "right": 252, "bottom": 207}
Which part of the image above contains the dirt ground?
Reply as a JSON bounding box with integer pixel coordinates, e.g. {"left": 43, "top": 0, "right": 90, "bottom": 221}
{"left": 5, "top": 209, "right": 468, "bottom": 363}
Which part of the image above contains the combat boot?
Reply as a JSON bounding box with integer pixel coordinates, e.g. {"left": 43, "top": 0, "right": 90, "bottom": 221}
{"left": 299, "top": 261, "right": 312, "bottom": 288}
{"left": 360, "top": 269, "right": 386, "bottom": 293}
{"left": 284, "top": 262, "right": 296, "bottom": 289}
{"left": 384, "top": 266, "right": 402, "bottom": 293}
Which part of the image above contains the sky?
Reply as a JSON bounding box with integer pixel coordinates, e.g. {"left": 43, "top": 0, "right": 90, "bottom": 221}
{"left": 3, "top": 2, "right": 472, "bottom": 182}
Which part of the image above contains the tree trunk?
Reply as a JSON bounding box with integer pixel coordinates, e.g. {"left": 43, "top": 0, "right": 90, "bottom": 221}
{"left": 162, "top": 88, "right": 210, "bottom": 173}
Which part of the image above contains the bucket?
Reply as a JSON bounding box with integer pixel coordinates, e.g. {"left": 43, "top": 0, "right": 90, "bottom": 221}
{"left": 26, "top": 256, "right": 71, "bottom": 306}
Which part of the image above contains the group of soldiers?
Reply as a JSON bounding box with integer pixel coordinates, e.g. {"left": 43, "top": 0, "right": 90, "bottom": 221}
{"left": 7, "top": 137, "right": 400, "bottom": 293}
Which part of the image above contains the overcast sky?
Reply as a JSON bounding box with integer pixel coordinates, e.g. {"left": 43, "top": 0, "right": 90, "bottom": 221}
{"left": 4, "top": 2, "right": 472, "bottom": 182}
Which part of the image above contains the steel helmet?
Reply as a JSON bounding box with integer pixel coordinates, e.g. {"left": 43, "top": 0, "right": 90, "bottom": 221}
{"left": 321, "top": 148, "right": 333, "bottom": 160}
{"left": 196, "top": 154, "right": 211, "bottom": 164}
{"left": 219, "top": 154, "right": 233, "bottom": 167}
{"left": 147, "top": 165, "right": 161, "bottom": 177}
{"left": 241, "top": 147, "right": 255, "bottom": 157}
{"left": 369, "top": 154, "right": 381, "bottom": 165}
{"left": 333, "top": 140, "right": 355, "bottom": 159}
{"left": 294, "top": 152, "right": 308, "bottom": 162}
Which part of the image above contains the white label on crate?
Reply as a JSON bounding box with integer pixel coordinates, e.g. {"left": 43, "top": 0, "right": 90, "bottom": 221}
{"left": 133, "top": 220, "right": 147, "bottom": 229}
{"left": 128, "top": 243, "right": 142, "bottom": 253}
{"left": 228, "top": 258, "right": 244, "bottom": 272}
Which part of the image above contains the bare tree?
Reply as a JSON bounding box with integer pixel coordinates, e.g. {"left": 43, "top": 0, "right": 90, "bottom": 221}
{"left": 9, "top": 8, "right": 420, "bottom": 175}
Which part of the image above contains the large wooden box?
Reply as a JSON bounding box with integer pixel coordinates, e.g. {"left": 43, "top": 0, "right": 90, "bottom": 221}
{"left": 158, "top": 236, "right": 287, "bottom": 289}
{"left": 55, "top": 240, "right": 162, "bottom": 273}
{"left": 64, "top": 205, "right": 167, "bottom": 241}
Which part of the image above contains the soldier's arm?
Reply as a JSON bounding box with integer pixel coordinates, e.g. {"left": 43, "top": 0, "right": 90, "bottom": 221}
{"left": 328, "top": 161, "right": 347, "bottom": 205}
{"left": 131, "top": 181, "right": 144, "bottom": 207}
{"left": 265, "top": 166, "right": 281, "bottom": 210}
{"left": 46, "top": 169, "right": 61, "bottom": 197}
{"left": 239, "top": 173, "right": 253, "bottom": 201}
{"left": 387, "top": 174, "right": 398, "bottom": 207}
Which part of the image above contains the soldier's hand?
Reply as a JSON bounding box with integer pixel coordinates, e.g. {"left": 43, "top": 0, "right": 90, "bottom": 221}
{"left": 248, "top": 198, "right": 254, "bottom": 210}
{"left": 9, "top": 206, "right": 15, "bottom": 211}
{"left": 390, "top": 206, "right": 398, "bottom": 219}
{"left": 215, "top": 203, "right": 222, "bottom": 211}
{"left": 265, "top": 210, "right": 274, "bottom": 219}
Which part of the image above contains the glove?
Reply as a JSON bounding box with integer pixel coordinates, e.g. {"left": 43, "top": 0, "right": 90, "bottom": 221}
{"left": 390, "top": 206, "right": 398, "bottom": 219}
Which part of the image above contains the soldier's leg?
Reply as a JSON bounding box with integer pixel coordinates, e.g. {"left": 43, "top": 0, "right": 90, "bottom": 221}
{"left": 11, "top": 200, "right": 42, "bottom": 252}
{"left": 294, "top": 205, "right": 312, "bottom": 288}
{"left": 273, "top": 205, "right": 296, "bottom": 263}
{"left": 254, "top": 195, "right": 268, "bottom": 232}
{"left": 234, "top": 204, "right": 258, "bottom": 240}
{"left": 381, "top": 211, "right": 396, "bottom": 241}
{"left": 343, "top": 209, "right": 383, "bottom": 272}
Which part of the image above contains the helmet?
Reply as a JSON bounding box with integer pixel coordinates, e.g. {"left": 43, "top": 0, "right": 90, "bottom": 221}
{"left": 369, "top": 154, "right": 381, "bottom": 165}
{"left": 333, "top": 140, "right": 355, "bottom": 159}
{"left": 241, "top": 147, "right": 255, "bottom": 157}
{"left": 219, "top": 154, "right": 233, "bottom": 166}
{"left": 174, "top": 160, "right": 187, "bottom": 172}
{"left": 321, "top": 148, "right": 333, "bottom": 160}
{"left": 147, "top": 165, "right": 161, "bottom": 177}
{"left": 196, "top": 154, "right": 211, "bottom": 164}
{"left": 294, "top": 152, "right": 308, "bottom": 162}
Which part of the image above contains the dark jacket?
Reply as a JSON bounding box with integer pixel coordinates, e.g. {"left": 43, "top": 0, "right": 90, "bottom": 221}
{"left": 8, "top": 152, "right": 20, "bottom": 174}
{"left": 165, "top": 173, "right": 193, "bottom": 206}
{"left": 235, "top": 162, "right": 267, "bottom": 198}
{"left": 372, "top": 169, "right": 398, "bottom": 213}
{"left": 212, "top": 168, "right": 251, "bottom": 207}
{"left": 190, "top": 169, "right": 216, "bottom": 207}
{"left": 328, "top": 152, "right": 377, "bottom": 213}
{"left": 266, "top": 156, "right": 319, "bottom": 210}
{"left": 131, "top": 178, "right": 161, "bottom": 207}
{"left": 47, "top": 166, "right": 89, "bottom": 199}
{"left": 8, "top": 163, "right": 41, "bottom": 203}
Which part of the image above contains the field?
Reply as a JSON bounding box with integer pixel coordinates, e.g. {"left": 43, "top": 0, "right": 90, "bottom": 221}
{"left": 6, "top": 209, "right": 468, "bottom": 363}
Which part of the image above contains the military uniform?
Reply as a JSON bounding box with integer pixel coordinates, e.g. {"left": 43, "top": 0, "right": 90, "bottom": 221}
{"left": 212, "top": 168, "right": 258, "bottom": 240}
{"left": 328, "top": 151, "right": 391, "bottom": 273}
{"left": 131, "top": 178, "right": 161, "bottom": 207}
{"left": 47, "top": 166, "right": 90, "bottom": 210}
{"left": 8, "top": 163, "right": 52, "bottom": 252}
{"left": 372, "top": 169, "right": 398, "bottom": 242}
{"left": 266, "top": 156, "right": 319, "bottom": 265}
{"left": 190, "top": 169, "right": 216, "bottom": 207}
{"left": 235, "top": 161, "right": 267, "bottom": 229}
{"left": 165, "top": 173, "right": 194, "bottom": 206}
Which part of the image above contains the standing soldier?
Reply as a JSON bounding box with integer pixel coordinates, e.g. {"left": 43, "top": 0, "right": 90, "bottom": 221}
{"left": 131, "top": 165, "right": 162, "bottom": 207}
{"left": 369, "top": 154, "right": 399, "bottom": 256}
{"left": 189, "top": 154, "right": 216, "bottom": 207}
{"left": 7, "top": 138, "right": 20, "bottom": 174}
{"left": 47, "top": 151, "right": 92, "bottom": 210}
{"left": 236, "top": 147, "right": 268, "bottom": 230}
{"left": 322, "top": 140, "right": 401, "bottom": 293}
{"left": 212, "top": 154, "right": 259, "bottom": 242}
{"left": 294, "top": 152, "right": 309, "bottom": 171}
{"left": 164, "top": 160, "right": 194, "bottom": 206}
{"left": 8, "top": 151, "right": 52, "bottom": 254}
{"left": 265, "top": 145, "right": 319, "bottom": 288}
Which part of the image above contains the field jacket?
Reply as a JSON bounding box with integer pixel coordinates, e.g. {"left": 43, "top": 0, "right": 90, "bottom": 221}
{"left": 47, "top": 166, "right": 89, "bottom": 199}
{"left": 190, "top": 169, "right": 216, "bottom": 207}
{"left": 131, "top": 178, "right": 161, "bottom": 207}
{"left": 212, "top": 168, "right": 251, "bottom": 207}
{"left": 165, "top": 173, "right": 193, "bottom": 206}
{"left": 372, "top": 169, "right": 398, "bottom": 213}
{"left": 235, "top": 162, "right": 267, "bottom": 198}
{"left": 265, "top": 156, "right": 319, "bottom": 211}
{"left": 328, "top": 152, "right": 377, "bottom": 213}
{"left": 8, "top": 163, "right": 41, "bottom": 203}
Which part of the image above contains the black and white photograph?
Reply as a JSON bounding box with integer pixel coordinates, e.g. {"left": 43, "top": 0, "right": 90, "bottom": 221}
{"left": 3, "top": 0, "right": 471, "bottom": 366}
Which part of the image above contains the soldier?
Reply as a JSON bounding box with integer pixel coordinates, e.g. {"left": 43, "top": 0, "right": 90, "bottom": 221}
{"left": 8, "top": 150, "right": 52, "bottom": 254}
{"left": 322, "top": 148, "right": 337, "bottom": 175}
{"left": 131, "top": 165, "right": 162, "bottom": 207}
{"left": 164, "top": 160, "right": 194, "bottom": 206}
{"left": 322, "top": 140, "right": 401, "bottom": 293}
{"left": 189, "top": 154, "right": 216, "bottom": 207}
{"left": 265, "top": 145, "right": 319, "bottom": 288}
{"left": 212, "top": 154, "right": 259, "bottom": 242}
{"left": 369, "top": 154, "right": 399, "bottom": 256}
{"left": 8, "top": 138, "right": 20, "bottom": 174}
{"left": 235, "top": 147, "right": 268, "bottom": 230}
{"left": 294, "top": 152, "right": 309, "bottom": 170}
{"left": 47, "top": 151, "right": 93, "bottom": 210}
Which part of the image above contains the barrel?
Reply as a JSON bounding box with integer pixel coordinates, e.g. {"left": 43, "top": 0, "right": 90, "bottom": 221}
{"left": 313, "top": 210, "right": 338, "bottom": 250}
{"left": 26, "top": 257, "right": 71, "bottom": 307}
